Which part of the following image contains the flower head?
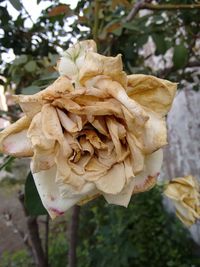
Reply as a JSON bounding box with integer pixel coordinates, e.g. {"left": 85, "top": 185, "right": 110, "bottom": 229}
{"left": 0, "top": 40, "right": 177, "bottom": 218}
{"left": 164, "top": 175, "right": 200, "bottom": 226}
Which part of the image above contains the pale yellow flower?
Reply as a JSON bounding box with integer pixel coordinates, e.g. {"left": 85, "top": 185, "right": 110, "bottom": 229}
{"left": 164, "top": 175, "right": 200, "bottom": 226}
{"left": 0, "top": 40, "right": 177, "bottom": 218}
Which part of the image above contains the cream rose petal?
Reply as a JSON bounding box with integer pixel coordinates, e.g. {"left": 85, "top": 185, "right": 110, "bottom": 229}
{"left": 14, "top": 76, "right": 73, "bottom": 118}
{"left": 132, "top": 149, "right": 163, "bottom": 193}
{"left": 95, "top": 163, "right": 126, "bottom": 194}
{"left": 32, "top": 165, "right": 97, "bottom": 219}
{"left": 0, "top": 116, "right": 33, "bottom": 157}
{"left": 164, "top": 175, "right": 200, "bottom": 226}
{"left": 127, "top": 74, "right": 177, "bottom": 116}
{"left": 103, "top": 149, "right": 163, "bottom": 206}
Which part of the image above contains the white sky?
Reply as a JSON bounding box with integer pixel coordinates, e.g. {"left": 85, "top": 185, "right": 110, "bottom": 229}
{"left": 2, "top": 0, "right": 79, "bottom": 62}
{"left": 6, "top": 0, "right": 79, "bottom": 23}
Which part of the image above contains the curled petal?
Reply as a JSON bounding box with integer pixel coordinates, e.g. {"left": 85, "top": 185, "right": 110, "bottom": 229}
{"left": 79, "top": 52, "right": 127, "bottom": 86}
{"left": 57, "top": 108, "right": 78, "bottom": 132}
{"left": 95, "top": 163, "right": 126, "bottom": 194}
{"left": 127, "top": 74, "right": 177, "bottom": 116}
{"left": 14, "top": 76, "right": 73, "bottom": 117}
{"left": 164, "top": 175, "right": 200, "bottom": 226}
{"left": 126, "top": 132, "right": 144, "bottom": 174}
{"left": 95, "top": 78, "right": 149, "bottom": 126}
{"left": 58, "top": 40, "right": 97, "bottom": 82}
{"left": 142, "top": 111, "right": 167, "bottom": 153}
{"left": 0, "top": 116, "right": 33, "bottom": 157}
{"left": 41, "top": 104, "right": 63, "bottom": 143}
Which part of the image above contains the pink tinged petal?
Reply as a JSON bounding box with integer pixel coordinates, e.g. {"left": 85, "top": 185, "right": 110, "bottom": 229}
{"left": 145, "top": 149, "right": 163, "bottom": 176}
{"left": 132, "top": 149, "right": 163, "bottom": 192}
{"left": 31, "top": 165, "right": 97, "bottom": 219}
{"left": 95, "top": 163, "right": 126, "bottom": 194}
{"left": 2, "top": 129, "right": 32, "bottom": 157}
{"left": 56, "top": 108, "right": 78, "bottom": 132}
{"left": 0, "top": 116, "right": 33, "bottom": 157}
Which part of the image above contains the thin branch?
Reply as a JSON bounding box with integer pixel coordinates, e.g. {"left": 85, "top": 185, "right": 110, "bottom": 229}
{"left": 142, "top": 3, "right": 200, "bottom": 11}
{"left": 68, "top": 205, "right": 81, "bottom": 267}
{"left": 2, "top": 212, "right": 34, "bottom": 260}
{"left": 20, "top": 2, "right": 34, "bottom": 24}
{"left": 125, "top": 2, "right": 200, "bottom": 22}
{"left": 18, "top": 192, "right": 48, "bottom": 267}
{"left": 93, "top": 0, "right": 100, "bottom": 47}
{"left": 45, "top": 215, "right": 49, "bottom": 266}
{"left": 124, "top": 0, "right": 146, "bottom": 22}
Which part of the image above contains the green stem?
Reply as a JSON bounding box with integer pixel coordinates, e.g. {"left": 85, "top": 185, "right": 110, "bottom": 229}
{"left": 0, "top": 156, "right": 15, "bottom": 171}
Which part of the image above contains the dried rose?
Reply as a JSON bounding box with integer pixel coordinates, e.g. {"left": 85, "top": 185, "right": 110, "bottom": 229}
{"left": 164, "top": 175, "right": 200, "bottom": 226}
{"left": 0, "top": 40, "right": 177, "bottom": 218}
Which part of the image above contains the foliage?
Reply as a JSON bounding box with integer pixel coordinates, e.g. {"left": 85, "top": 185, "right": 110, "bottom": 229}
{"left": 0, "top": 250, "right": 33, "bottom": 267}
{"left": 78, "top": 188, "right": 200, "bottom": 267}
{"left": 0, "top": 0, "right": 199, "bottom": 94}
{"left": 48, "top": 223, "right": 68, "bottom": 267}
{"left": 1, "top": 188, "right": 200, "bottom": 267}
{"left": 25, "top": 172, "right": 47, "bottom": 216}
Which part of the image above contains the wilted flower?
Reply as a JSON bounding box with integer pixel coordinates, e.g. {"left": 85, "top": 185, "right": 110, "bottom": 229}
{"left": 0, "top": 40, "right": 177, "bottom": 218}
{"left": 164, "top": 175, "right": 200, "bottom": 226}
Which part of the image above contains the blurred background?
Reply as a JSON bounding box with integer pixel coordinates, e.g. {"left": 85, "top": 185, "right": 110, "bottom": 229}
{"left": 0, "top": 0, "right": 200, "bottom": 266}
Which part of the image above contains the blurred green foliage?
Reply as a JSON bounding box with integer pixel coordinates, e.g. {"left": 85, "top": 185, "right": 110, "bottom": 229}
{"left": 0, "top": 0, "right": 199, "bottom": 94}
{"left": 78, "top": 188, "right": 200, "bottom": 267}
{"left": 1, "top": 188, "right": 200, "bottom": 267}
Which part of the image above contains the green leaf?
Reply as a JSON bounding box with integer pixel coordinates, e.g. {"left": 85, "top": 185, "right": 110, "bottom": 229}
{"left": 21, "top": 85, "right": 40, "bottom": 95}
{"left": 14, "top": 55, "right": 28, "bottom": 65}
{"left": 152, "top": 33, "right": 167, "bottom": 55}
{"left": 25, "top": 172, "right": 47, "bottom": 216}
{"left": 123, "top": 23, "right": 140, "bottom": 32}
{"left": 9, "top": 0, "right": 22, "bottom": 11}
{"left": 24, "top": 61, "right": 37, "bottom": 72}
{"left": 173, "top": 43, "right": 189, "bottom": 69}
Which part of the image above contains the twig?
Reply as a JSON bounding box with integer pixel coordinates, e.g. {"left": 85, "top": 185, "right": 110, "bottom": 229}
{"left": 2, "top": 212, "right": 34, "bottom": 260}
{"left": 68, "top": 205, "right": 81, "bottom": 267}
{"left": 142, "top": 3, "right": 200, "bottom": 11}
{"left": 20, "top": 2, "right": 34, "bottom": 24}
{"left": 125, "top": 1, "right": 200, "bottom": 23}
{"left": 93, "top": 0, "right": 100, "bottom": 47}
{"left": 18, "top": 192, "right": 48, "bottom": 267}
{"left": 124, "top": 0, "right": 147, "bottom": 23}
{"left": 45, "top": 215, "right": 49, "bottom": 266}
